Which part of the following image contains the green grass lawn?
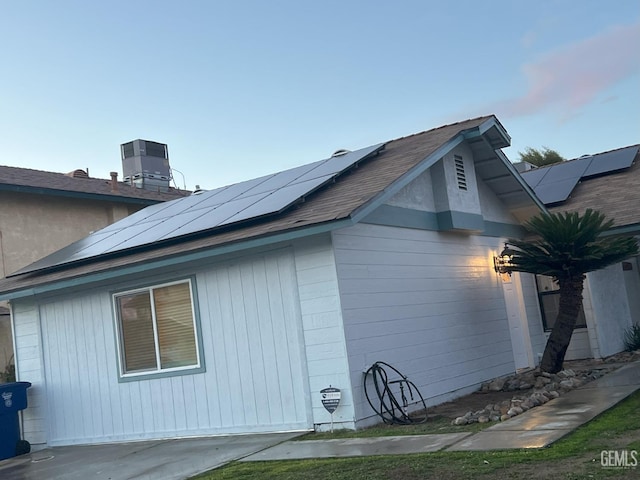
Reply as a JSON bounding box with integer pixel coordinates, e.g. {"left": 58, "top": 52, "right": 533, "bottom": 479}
{"left": 192, "top": 391, "right": 640, "bottom": 480}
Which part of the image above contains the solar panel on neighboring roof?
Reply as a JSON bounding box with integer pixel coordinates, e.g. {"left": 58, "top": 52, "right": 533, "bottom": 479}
{"left": 537, "top": 156, "right": 592, "bottom": 183}
{"left": 11, "top": 143, "right": 385, "bottom": 276}
{"left": 519, "top": 167, "right": 548, "bottom": 188}
{"left": 583, "top": 145, "right": 639, "bottom": 178}
{"left": 521, "top": 158, "right": 588, "bottom": 204}
{"left": 533, "top": 178, "right": 581, "bottom": 205}
{"left": 522, "top": 145, "right": 638, "bottom": 206}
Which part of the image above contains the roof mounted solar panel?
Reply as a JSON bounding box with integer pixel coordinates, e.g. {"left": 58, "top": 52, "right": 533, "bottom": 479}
{"left": 11, "top": 142, "right": 385, "bottom": 277}
{"left": 222, "top": 174, "right": 335, "bottom": 225}
{"left": 8, "top": 228, "right": 126, "bottom": 276}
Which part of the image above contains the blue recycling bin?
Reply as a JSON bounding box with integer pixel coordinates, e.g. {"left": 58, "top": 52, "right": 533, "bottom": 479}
{"left": 0, "top": 381, "right": 31, "bottom": 461}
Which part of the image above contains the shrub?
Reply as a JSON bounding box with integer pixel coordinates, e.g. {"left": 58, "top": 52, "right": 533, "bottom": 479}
{"left": 624, "top": 323, "right": 640, "bottom": 352}
{"left": 0, "top": 354, "right": 16, "bottom": 383}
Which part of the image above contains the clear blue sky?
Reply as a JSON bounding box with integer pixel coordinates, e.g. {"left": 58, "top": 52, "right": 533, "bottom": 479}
{"left": 1, "top": 1, "right": 639, "bottom": 190}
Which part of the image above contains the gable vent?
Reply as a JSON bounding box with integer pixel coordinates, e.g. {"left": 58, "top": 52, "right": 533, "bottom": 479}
{"left": 454, "top": 155, "right": 467, "bottom": 191}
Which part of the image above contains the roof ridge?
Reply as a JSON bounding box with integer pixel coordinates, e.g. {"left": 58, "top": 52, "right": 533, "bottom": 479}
{"left": 0, "top": 163, "right": 98, "bottom": 178}
{"left": 0, "top": 163, "right": 190, "bottom": 199}
{"left": 386, "top": 114, "right": 496, "bottom": 144}
{"left": 568, "top": 143, "right": 640, "bottom": 160}
{"left": 528, "top": 143, "right": 640, "bottom": 172}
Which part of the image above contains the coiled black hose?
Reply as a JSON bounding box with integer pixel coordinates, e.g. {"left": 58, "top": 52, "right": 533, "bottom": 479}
{"left": 363, "top": 361, "right": 428, "bottom": 425}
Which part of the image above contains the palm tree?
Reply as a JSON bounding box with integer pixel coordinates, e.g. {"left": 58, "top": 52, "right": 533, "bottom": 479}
{"left": 502, "top": 209, "right": 638, "bottom": 373}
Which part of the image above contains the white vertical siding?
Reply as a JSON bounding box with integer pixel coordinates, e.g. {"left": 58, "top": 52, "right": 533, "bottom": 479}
{"left": 293, "top": 235, "right": 354, "bottom": 430}
{"left": 12, "top": 301, "right": 47, "bottom": 446}
{"left": 19, "top": 249, "right": 311, "bottom": 446}
{"left": 333, "top": 223, "right": 515, "bottom": 425}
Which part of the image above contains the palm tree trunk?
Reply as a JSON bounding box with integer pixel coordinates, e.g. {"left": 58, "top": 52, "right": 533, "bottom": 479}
{"left": 540, "top": 275, "right": 585, "bottom": 373}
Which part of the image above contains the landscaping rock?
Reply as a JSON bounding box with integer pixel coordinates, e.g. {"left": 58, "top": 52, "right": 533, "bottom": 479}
{"left": 507, "top": 407, "right": 518, "bottom": 416}
{"left": 445, "top": 351, "right": 640, "bottom": 428}
{"left": 559, "top": 379, "right": 574, "bottom": 389}
{"left": 488, "top": 378, "right": 506, "bottom": 391}
{"left": 535, "top": 376, "right": 551, "bottom": 388}
{"left": 453, "top": 416, "right": 467, "bottom": 425}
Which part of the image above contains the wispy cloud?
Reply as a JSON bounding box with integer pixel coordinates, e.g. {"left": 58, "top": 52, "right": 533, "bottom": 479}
{"left": 486, "top": 20, "right": 640, "bottom": 122}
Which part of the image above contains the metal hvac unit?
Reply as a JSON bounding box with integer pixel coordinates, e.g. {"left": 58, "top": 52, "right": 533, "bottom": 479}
{"left": 121, "top": 139, "right": 171, "bottom": 191}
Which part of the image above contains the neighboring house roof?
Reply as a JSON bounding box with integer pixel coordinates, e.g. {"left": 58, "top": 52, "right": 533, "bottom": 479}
{"left": 520, "top": 145, "right": 640, "bottom": 233}
{"left": 0, "top": 115, "right": 543, "bottom": 299}
{"left": 0, "top": 165, "right": 189, "bottom": 204}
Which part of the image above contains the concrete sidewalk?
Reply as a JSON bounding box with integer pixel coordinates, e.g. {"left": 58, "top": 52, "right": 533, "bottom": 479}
{"left": 242, "top": 360, "right": 640, "bottom": 461}
{"left": 0, "top": 432, "right": 302, "bottom": 480}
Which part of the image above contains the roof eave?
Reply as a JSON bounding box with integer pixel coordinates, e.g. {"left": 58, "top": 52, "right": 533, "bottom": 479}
{"left": 0, "top": 183, "right": 171, "bottom": 205}
{"left": 0, "top": 217, "right": 356, "bottom": 302}
{"left": 493, "top": 149, "right": 548, "bottom": 213}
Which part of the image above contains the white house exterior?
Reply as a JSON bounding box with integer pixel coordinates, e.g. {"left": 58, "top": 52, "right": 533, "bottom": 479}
{"left": 1, "top": 116, "right": 552, "bottom": 448}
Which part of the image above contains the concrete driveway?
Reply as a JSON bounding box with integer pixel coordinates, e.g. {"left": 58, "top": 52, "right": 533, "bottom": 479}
{"left": 0, "top": 432, "right": 302, "bottom": 480}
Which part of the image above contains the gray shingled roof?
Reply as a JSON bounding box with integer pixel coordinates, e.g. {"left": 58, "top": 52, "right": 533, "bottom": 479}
{"left": 0, "top": 165, "right": 189, "bottom": 203}
{"left": 0, "top": 115, "right": 537, "bottom": 298}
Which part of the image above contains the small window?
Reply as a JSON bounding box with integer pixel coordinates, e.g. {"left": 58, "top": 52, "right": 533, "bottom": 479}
{"left": 114, "top": 279, "right": 201, "bottom": 378}
{"left": 454, "top": 155, "right": 467, "bottom": 190}
{"left": 535, "top": 275, "right": 587, "bottom": 331}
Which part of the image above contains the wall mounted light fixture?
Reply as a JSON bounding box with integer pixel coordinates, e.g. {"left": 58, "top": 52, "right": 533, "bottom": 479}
{"left": 494, "top": 243, "right": 513, "bottom": 275}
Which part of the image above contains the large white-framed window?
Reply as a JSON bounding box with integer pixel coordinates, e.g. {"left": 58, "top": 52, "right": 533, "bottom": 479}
{"left": 113, "top": 278, "right": 203, "bottom": 379}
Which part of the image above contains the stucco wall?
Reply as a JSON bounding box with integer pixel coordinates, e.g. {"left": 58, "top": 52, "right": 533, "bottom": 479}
{"left": 623, "top": 256, "right": 640, "bottom": 325}
{"left": 0, "top": 191, "right": 145, "bottom": 380}
{"left": 430, "top": 143, "right": 482, "bottom": 217}
{"left": 0, "top": 191, "right": 135, "bottom": 277}
{"left": 587, "top": 263, "right": 634, "bottom": 357}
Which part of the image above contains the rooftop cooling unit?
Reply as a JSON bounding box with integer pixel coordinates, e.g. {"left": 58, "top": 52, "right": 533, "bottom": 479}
{"left": 121, "top": 139, "right": 171, "bottom": 191}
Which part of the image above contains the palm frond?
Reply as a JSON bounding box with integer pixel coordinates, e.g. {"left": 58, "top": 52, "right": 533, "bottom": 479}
{"left": 505, "top": 209, "right": 639, "bottom": 281}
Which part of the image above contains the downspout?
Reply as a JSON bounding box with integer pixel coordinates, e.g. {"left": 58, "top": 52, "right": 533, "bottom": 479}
{"left": 0, "top": 230, "right": 6, "bottom": 278}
